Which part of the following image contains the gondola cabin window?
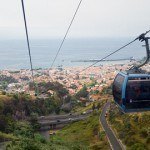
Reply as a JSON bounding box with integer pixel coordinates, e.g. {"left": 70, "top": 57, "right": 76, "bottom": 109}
{"left": 126, "top": 78, "right": 150, "bottom": 103}
{"left": 113, "top": 74, "right": 125, "bottom": 104}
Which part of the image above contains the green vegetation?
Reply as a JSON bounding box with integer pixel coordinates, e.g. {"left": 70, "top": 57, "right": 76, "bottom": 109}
{"left": 52, "top": 111, "right": 109, "bottom": 150}
{"left": 0, "top": 92, "right": 59, "bottom": 119}
{"left": 1, "top": 102, "right": 110, "bottom": 150}
{"left": 75, "top": 85, "right": 89, "bottom": 98}
{"left": 0, "top": 132, "right": 17, "bottom": 142}
{"left": 0, "top": 120, "right": 48, "bottom": 150}
{"left": 100, "top": 85, "right": 112, "bottom": 95}
{"left": 88, "top": 80, "right": 98, "bottom": 88}
{"left": 0, "top": 81, "right": 74, "bottom": 144}
{"left": 30, "top": 81, "right": 69, "bottom": 97}
{"left": 0, "top": 82, "right": 149, "bottom": 150}
{"left": 0, "top": 82, "right": 73, "bottom": 120}
{"left": 0, "top": 90, "right": 110, "bottom": 150}
{"left": 108, "top": 103, "right": 150, "bottom": 150}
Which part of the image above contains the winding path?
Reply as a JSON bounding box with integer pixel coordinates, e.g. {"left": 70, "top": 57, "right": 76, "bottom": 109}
{"left": 100, "top": 102, "right": 123, "bottom": 150}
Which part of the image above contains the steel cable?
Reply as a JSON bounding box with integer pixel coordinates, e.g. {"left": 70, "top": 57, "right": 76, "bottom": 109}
{"left": 78, "top": 30, "right": 150, "bottom": 74}
{"left": 50, "top": 0, "right": 83, "bottom": 68}
{"left": 21, "top": 0, "right": 37, "bottom": 93}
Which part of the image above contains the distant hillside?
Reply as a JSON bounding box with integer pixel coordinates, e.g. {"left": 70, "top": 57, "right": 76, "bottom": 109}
{"left": 0, "top": 81, "right": 71, "bottom": 117}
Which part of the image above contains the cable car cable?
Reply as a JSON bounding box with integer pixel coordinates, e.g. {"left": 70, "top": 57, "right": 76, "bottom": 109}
{"left": 21, "top": 0, "right": 34, "bottom": 81}
{"left": 79, "top": 39, "right": 137, "bottom": 73}
{"left": 21, "top": 0, "right": 37, "bottom": 94}
{"left": 50, "top": 0, "right": 83, "bottom": 68}
{"left": 79, "top": 30, "right": 150, "bottom": 74}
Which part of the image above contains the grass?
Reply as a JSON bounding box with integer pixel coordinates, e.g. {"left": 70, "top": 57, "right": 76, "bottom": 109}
{"left": 72, "top": 98, "right": 107, "bottom": 114}
{"left": 51, "top": 111, "right": 110, "bottom": 150}
{"left": 72, "top": 102, "right": 93, "bottom": 114}
{"left": 108, "top": 103, "right": 150, "bottom": 150}
{"left": 0, "top": 132, "right": 18, "bottom": 142}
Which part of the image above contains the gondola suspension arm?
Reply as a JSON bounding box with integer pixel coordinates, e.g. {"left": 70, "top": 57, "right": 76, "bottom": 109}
{"left": 129, "top": 33, "right": 150, "bottom": 72}
{"left": 137, "top": 34, "right": 150, "bottom": 68}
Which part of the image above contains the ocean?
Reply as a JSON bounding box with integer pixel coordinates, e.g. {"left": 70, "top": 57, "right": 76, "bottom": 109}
{"left": 0, "top": 38, "right": 146, "bottom": 70}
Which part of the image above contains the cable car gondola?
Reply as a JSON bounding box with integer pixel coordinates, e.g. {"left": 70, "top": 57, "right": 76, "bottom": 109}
{"left": 113, "top": 33, "right": 150, "bottom": 112}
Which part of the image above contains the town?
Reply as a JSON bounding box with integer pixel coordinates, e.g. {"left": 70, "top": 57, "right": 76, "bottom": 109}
{"left": 1, "top": 62, "right": 149, "bottom": 96}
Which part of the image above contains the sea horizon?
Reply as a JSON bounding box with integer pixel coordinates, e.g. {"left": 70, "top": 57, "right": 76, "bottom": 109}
{"left": 0, "top": 37, "right": 145, "bottom": 70}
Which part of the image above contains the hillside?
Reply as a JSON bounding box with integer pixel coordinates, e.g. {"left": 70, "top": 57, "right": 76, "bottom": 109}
{"left": 1, "top": 84, "right": 150, "bottom": 150}
{"left": 108, "top": 103, "right": 150, "bottom": 150}
{"left": 0, "top": 81, "right": 75, "bottom": 142}
{"left": 0, "top": 99, "right": 110, "bottom": 150}
{"left": 0, "top": 81, "right": 71, "bottom": 118}
{"left": 52, "top": 110, "right": 110, "bottom": 149}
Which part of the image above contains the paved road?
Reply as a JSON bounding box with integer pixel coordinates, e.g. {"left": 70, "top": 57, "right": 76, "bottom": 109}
{"left": 38, "top": 110, "right": 93, "bottom": 121}
{"left": 39, "top": 114, "right": 88, "bottom": 125}
{"left": 100, "top": 102, "right": 122, "bottom": 150}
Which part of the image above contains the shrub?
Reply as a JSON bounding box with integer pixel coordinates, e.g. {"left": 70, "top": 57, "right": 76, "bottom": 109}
{"left": 124, "top": 136, "right": 138, "bottom": 147}
{"left": 34, "top": 134, "right": 46, "bottom": 143}
{"left": 146, "top": 137, "right": 150, "bottom": 144}
{"left": 130, "top": 143, "right": 147, "bottom": 150}
{"left": 140, "top": 128, "right": 148, "bottom": 138}
{"left": 6, "top": 139, "right": 41, "bottom": 150}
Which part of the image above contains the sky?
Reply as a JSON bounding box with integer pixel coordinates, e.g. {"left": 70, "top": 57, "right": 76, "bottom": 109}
{"left": 0, "top": 0, "right": 150, "bottom": 39}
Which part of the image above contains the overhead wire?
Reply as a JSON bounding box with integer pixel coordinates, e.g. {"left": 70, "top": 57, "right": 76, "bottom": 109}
{"left": 50, "top": 0, "right": 83, "bottom": 68}
{"left": 78, "top": 30, "right": 150, "bottom": 74}
{"left": 20, "top": 0, "right": 150, "bottom": 84}
{"left": 21, "top": 0, "right": 37, "bottom": 93}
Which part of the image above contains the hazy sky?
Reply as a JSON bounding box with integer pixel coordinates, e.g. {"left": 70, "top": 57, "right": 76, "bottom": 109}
{"left": 0, "top": 0, "right": 150, "bottom": 38}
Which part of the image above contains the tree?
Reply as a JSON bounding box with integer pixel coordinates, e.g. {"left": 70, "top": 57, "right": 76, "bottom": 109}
{"left": 55, "top": 106, "right": 60, "bottom": 114}
{"left": 13, "top": 121, "right": 33, "bottom": 138}
{"left": 0, "top": 115, "right": 7, "bottom": 132}
{"left": 76, "top": 85, "right": 89, "bottom": 98}
{"left": 92, "top": 103, "right": 96, "bottom": 111}
{"left": 97, "top": 103, "right": 101, "bottom": 110}
{"left": 29, "top": 114, "right": 40, "bottom": 135}
{"left": 6, "top": 138, "right": 41, "bottom": 150}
